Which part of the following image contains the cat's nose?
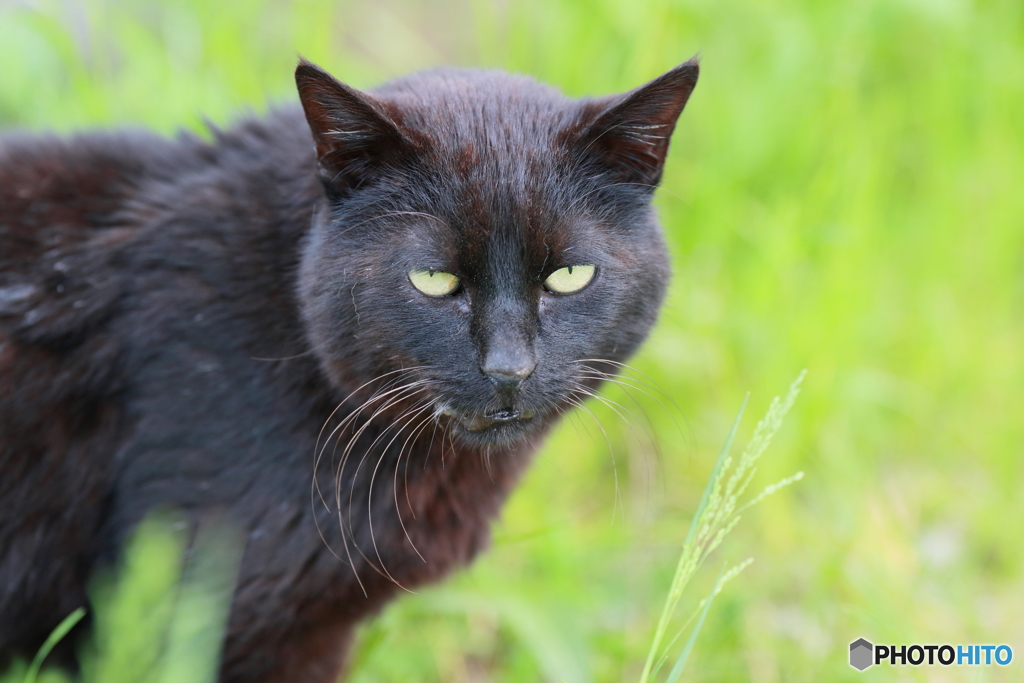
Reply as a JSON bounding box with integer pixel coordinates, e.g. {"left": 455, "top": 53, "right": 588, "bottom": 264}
{"left": 482, "top": 347, "right": 535, "bottom": 396}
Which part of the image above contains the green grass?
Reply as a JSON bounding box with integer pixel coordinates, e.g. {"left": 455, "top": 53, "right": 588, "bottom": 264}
{"left": 2, "top": 0, "right": 1022, "bottom": 680}
{"left": 1, "top": 513, "right": 241, "bottom": 683}
{"left": 638, "top": 373, "right": 805, "bottom": 683}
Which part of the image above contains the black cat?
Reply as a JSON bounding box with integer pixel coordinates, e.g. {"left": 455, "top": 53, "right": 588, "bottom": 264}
{"left": 0, "top": 58, "right": 698, "bottom": 682}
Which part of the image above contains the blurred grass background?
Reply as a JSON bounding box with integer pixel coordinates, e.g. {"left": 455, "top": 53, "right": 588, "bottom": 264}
{"left": 1, "top": 0, "right": 1022, "bottom": 680}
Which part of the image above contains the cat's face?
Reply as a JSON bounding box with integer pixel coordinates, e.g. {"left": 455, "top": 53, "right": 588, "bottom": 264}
{"left": 296, "top": 62, "right": 697, "bottom": 447}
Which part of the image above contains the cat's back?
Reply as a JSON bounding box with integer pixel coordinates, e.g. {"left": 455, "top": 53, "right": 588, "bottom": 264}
{"left": 0, "top": 111, "right": 312, "bottom": 277}
{"left": 0, "top": 128, "right": 199, "bottom": 339}
{"left": 0, "top": 128, "right": 186, "bottom": 417}
{"left": 1, "top": 129, "right": 176, "bottom": 263}
{"left": 0, "top": 108, "right": 317, "bottom": 346}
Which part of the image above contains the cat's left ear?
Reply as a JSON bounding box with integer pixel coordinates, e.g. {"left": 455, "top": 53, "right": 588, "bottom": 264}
{"left": 295, "top": 59, "right": 416, "bottom": 196}
{"left": 575, "top": 58, "right": 699, "bottom": 189}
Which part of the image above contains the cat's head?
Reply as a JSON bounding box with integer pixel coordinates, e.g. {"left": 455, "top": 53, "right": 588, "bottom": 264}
{"left": 295, "top": 59, "right": 697, "bottom": 448}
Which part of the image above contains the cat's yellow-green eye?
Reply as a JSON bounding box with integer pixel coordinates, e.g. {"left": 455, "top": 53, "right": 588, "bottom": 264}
{"left": 544, "top": 265, "right": 595, "bottom": 294}
{"left": 409, "top": 268, "right": 460, "bottom": 297}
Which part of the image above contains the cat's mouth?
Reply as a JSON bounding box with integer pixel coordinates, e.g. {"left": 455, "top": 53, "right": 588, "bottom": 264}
{"left": 446, "top": 407, "right": 537, "bottom": 433}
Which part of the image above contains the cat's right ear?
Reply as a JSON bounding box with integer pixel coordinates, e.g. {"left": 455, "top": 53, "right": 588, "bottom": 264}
{"left": 296, "top": 59, "right": 415, "bottom": 196}
{"left": 573, "top": 58, "right": 699, "bottom": 190}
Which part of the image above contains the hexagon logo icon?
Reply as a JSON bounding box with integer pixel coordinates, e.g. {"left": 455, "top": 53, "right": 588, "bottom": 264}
{"left": 850, "top": 638, "right": 874, "bottom": 671}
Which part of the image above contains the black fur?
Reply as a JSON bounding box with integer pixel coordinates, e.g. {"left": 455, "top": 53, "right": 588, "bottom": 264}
{"left": 0, "top": 58, "right": 698, "bottom": 682}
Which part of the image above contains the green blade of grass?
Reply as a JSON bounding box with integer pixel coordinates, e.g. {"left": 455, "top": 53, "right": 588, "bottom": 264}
{"left": 683, "top": 394, "right": 749, "bottom": 551}
{"left": 23, "top": 607, "right": 86, "bottom": 683}
{"left": 639, "top": 395, "right": 747, "bottom": 683}
{"left": 663, "top": 564, "right": 727, "bottom": 683}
